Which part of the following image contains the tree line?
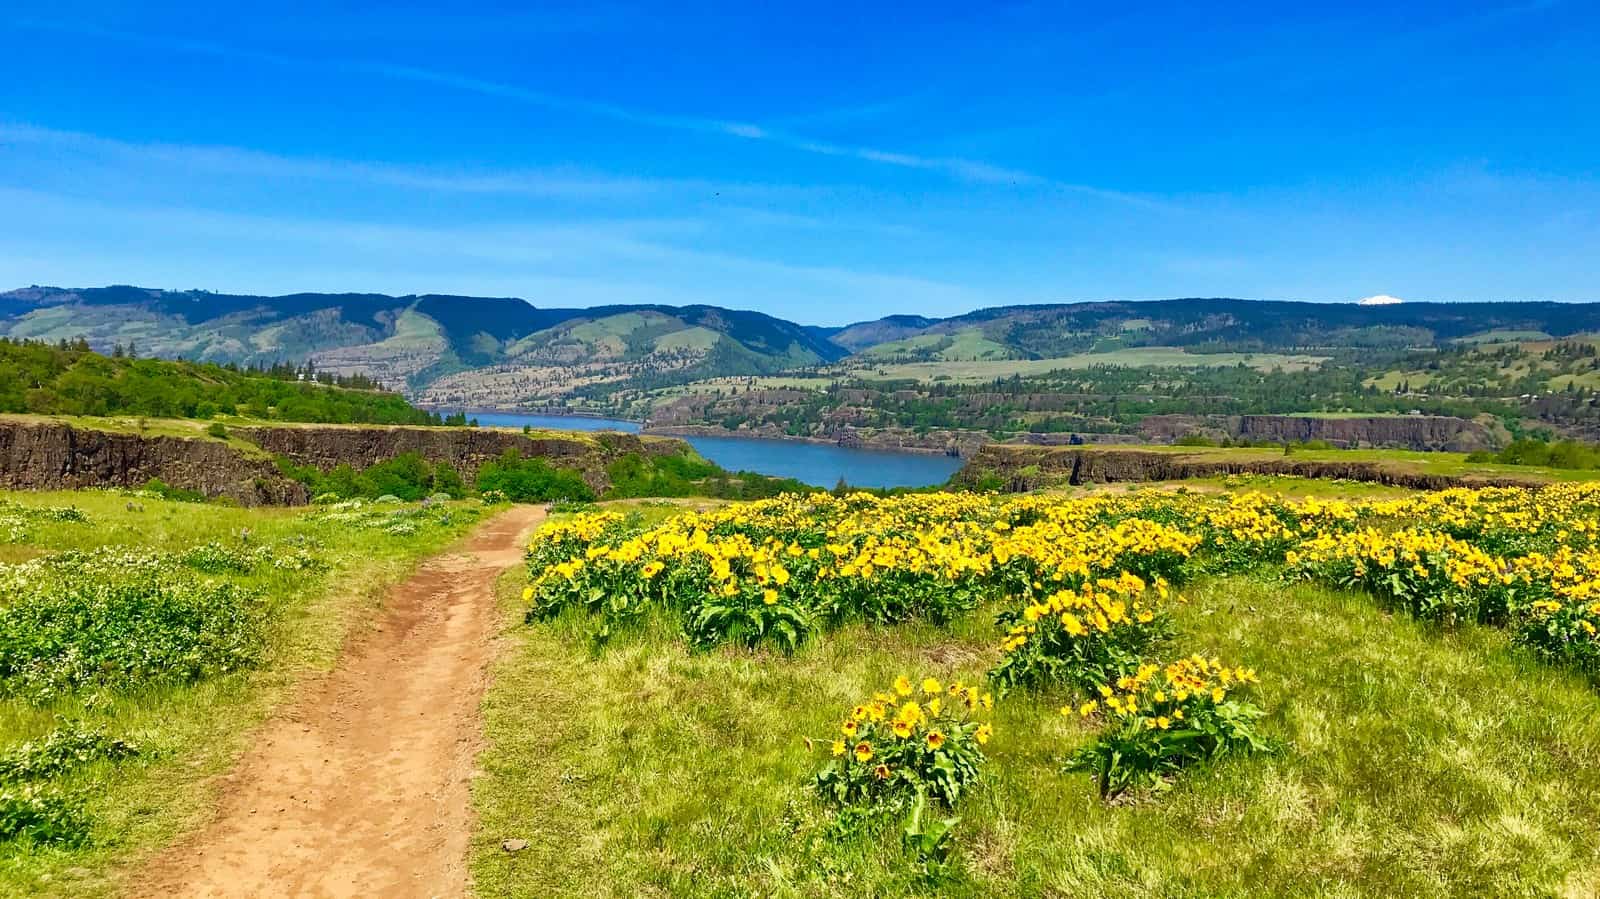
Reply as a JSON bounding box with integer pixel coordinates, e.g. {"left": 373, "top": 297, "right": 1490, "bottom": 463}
{"left": 0, "top": 338, "right": 460, "bottom": 426}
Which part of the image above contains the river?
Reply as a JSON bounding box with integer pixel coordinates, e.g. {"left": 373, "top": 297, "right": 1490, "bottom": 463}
{"left": 464, "top": 412, "right": 964, "bottom": 489}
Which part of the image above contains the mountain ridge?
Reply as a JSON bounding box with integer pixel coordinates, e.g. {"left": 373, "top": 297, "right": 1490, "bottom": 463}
{"left": 5, "top": 285, "right": 1599, "bottom": 409}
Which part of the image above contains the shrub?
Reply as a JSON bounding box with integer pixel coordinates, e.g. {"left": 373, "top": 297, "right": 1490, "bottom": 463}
{"left": 180, "top": 541, "right": 264, "bottom": 574}
{"left": 430, "top": 461, "right": 467, "bottom": 498}
{"left": 1287, "top": 528, "right": 1513, "bottom": 625}
{"left": 1516, "top": 598, "right": 1600, "bottom": 677}
{"left": 547, "top": 499, "right": 596, "bottom": 514}
{"left": 140, "top": 478, "right": 208, "bottom": 503}
{"left": 812, "top": 675, "right": 993, "bottom": 811}
{"left": 0, "top": 553, "right": 268, "bottom": 700}
{"left": 0, "top": 501, "right": 90, "bottom": 542}
{"left": 0, "top": 723, "right": 140, "bottom": 783}
{"left": 205, "top": 422, "right": 229, "bottom": 439}
{"left": 475, "top": 450, "right": 595, "bottom": 503}
{"left": 358, "top": 453, "right": 434, "bottom": 501}
{"left": 0, "top": 786, "right": 91, "bottom": 847}
{"left": 1485, "top": 438, "right": 1600, "bottom": 471}
{"left": 991, "top": 573, "right": 1175, "bottom": 695}
{"left": 1065, "top": 655, "right": 1268, "bottom": 799}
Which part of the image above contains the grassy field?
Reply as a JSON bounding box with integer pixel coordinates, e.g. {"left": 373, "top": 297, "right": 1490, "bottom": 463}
{"left": 0, "top": 412, "right": 273, "bottom": 457}
{"left": 1091, "top": 475, "right": 1419, "bottom": 500}
{"left": 840, "top": 348, "right": 1329, "bottom": 383}
{"left": 1451, "top": 329, "right": 1556, "bottom": 344}
{"left": 0, "top": 411, "right": 606, "bottom": 447}
{"left": 856, "top": 328, "right": 1019, "bottom": 362}
{"left": 0, "top": 490, "right": 488, "bottom": 897}
{"left": 472, "top": 491, "right": 1600, "bottom": 897}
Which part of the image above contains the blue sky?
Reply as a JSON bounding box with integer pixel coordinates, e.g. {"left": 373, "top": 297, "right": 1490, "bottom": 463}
{"left": 1, "top": 1, "right": 1595, "bottom": 325}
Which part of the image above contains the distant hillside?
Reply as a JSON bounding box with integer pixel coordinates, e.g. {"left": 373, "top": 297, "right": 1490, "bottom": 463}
{"left": 0, "top": 286, "right": 848, "bottom": 407}
{"left": 832, "top": 299, "right": 1600, "bottom": 361}
{"left": 7, "top": 286, "right": 1599, "bottom": 409}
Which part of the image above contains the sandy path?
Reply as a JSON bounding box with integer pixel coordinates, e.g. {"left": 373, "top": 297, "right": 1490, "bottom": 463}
{"left": 135, "top": 504, "right": 547, "bottom": 899}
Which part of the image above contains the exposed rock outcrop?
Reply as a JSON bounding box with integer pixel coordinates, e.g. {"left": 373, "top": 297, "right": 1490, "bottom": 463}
{"left": 237, "top": 425, "right": 680, "bottom": 485}
{"left": 1135, "top": 413, "right": 1504, "bottom": 451}
{"left": 0, "top": 419, "right": 691, "bottom": 505}
{"left": 0, "top": 421, "right": 306, "bottom": 505}
{"left": 1233, "top": 414, "right": 1500, "bottom": 452}
{"left": 952, "top": 445, "right": 1544, "bottom": 492}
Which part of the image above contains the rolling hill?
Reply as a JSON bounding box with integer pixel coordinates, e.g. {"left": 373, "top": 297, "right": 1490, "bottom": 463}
{"left": 830, "top": 299, "right": 1600, "bottom": 361}
{"left": 5, "top": 286, "right": 1600, "bottom": 411}
{"left": 0, "top": 286, "right": 847, "bottom": 408}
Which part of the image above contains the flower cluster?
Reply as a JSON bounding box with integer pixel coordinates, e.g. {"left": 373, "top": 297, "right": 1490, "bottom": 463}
{"left": 0, "top": 500, "right": 90, "bottom": 543}
{"left": 991, "top": 572, "right": 1175, "bottom": 694}
{"left": 1288, "top": 527, "right": 1514, "bottom": 624}
{"left": 524, "top": 492, "right": 1210, "bottom": 650}
{"left": 812, "top": 675, "right": 993, "bottom": 811}
{"left": 1066, "top": 654, "right": 1268, "bottom": 798}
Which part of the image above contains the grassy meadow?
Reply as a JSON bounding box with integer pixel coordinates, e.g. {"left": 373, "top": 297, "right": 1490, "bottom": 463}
{"left": 0, "top": 489, "right": 488, "bottom": 897}
{"left": 839, "top": 348, "right": 1330, "bottom": 383}
{"left": 473, "top": 486, "right": 1600, "bottom": 898}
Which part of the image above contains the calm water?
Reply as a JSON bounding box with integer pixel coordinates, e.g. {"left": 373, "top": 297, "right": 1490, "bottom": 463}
{"left": 460, "top": 412, "right": 963, "bottom": 488}
{"left": 470, "top": 412, "right": 642, "bottom": 433}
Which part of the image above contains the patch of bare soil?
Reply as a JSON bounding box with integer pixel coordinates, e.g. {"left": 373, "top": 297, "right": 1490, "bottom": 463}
{"left": 134, "top": 504, "right": 546, "bottom": 898}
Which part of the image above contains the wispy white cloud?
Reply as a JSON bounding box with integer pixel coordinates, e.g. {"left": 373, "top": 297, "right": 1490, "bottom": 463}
{"left": 11, "top": 18, "right": 1165, "bottom": 207}
{"left": 0, "top": 186, "right": 985, "bottom": 321}
{"left": 0, "top": 122, "right": 739, "bottom": 200}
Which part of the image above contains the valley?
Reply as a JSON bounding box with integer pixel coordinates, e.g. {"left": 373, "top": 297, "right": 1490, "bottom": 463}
{"left": 7, "top": 288, "right": 1600, "bottom": 458}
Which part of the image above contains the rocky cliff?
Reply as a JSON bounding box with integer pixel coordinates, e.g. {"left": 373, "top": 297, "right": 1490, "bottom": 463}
{"left": 0, "top": 420, "right": 306, "bottom": 505}
{"left": 1233, "top": 415, "right": 1501, "bottom": 452}
{"left": 238, "top": 425, "right": 680, "bottom": 484}
{"left": 0, "top": 419, "right": 690, "bottom": 505}
{"left": 952, "top": 445, "right": 1544, "bottom": 492}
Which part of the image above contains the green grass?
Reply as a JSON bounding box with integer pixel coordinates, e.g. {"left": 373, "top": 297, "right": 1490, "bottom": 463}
{"left": 651, "top": 375, "right": 841, "bottom": 401}
{"left": 567, "top": 312, "right": 656, "bottom": 341}
{"left": 0, "top": 490, "right": 487, "bottom": 897}
{"left": 1110, "top": 476, "right": 1418, "bottom": 500}
{"left": 858, "top": 328, "right": 1018, "bottom": 362}
{"left": 653, "top": 327, "right": 722, "bottom": 353}
{"left": 1451, "top": 330, "right": 1555, "bottom": 344}
{"left": 0, "top": 411, "right": 602, "bottom": 451}
{"left": 1548, "top": 372, "right": 1600, "bottom": 391}
{"left": 1362, "top": 370, "right": 1436, "bottom": 392}
{"left": 841, "top": 348, "right": 1328, "bottom": 383}
{"left": 472, "top": 542, "right": 1600, "bottom": 897}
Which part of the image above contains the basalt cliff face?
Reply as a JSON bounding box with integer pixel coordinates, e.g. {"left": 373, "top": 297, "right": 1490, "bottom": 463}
{"left": 952, "top": 445, "right": 1542, "bottom": 492}
{"left": 1137, "top": 414, "right": 1502, "bottom": 451}
{"left": 0, "top": 421, "right": 306, "bottom": 505}
{"left": 1233, "top": 414, "right": 1501, "bottom": 452}
{"left": 237, "top": 425, "right": 678, "bottom": 482}
{"left": 0, "top": 420, "right": 688, "bottom": 505}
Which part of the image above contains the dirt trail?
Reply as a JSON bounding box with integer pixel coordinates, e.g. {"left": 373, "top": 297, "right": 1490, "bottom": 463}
{"left": 135, "top": 504, "right": 547, "bottom": 899}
